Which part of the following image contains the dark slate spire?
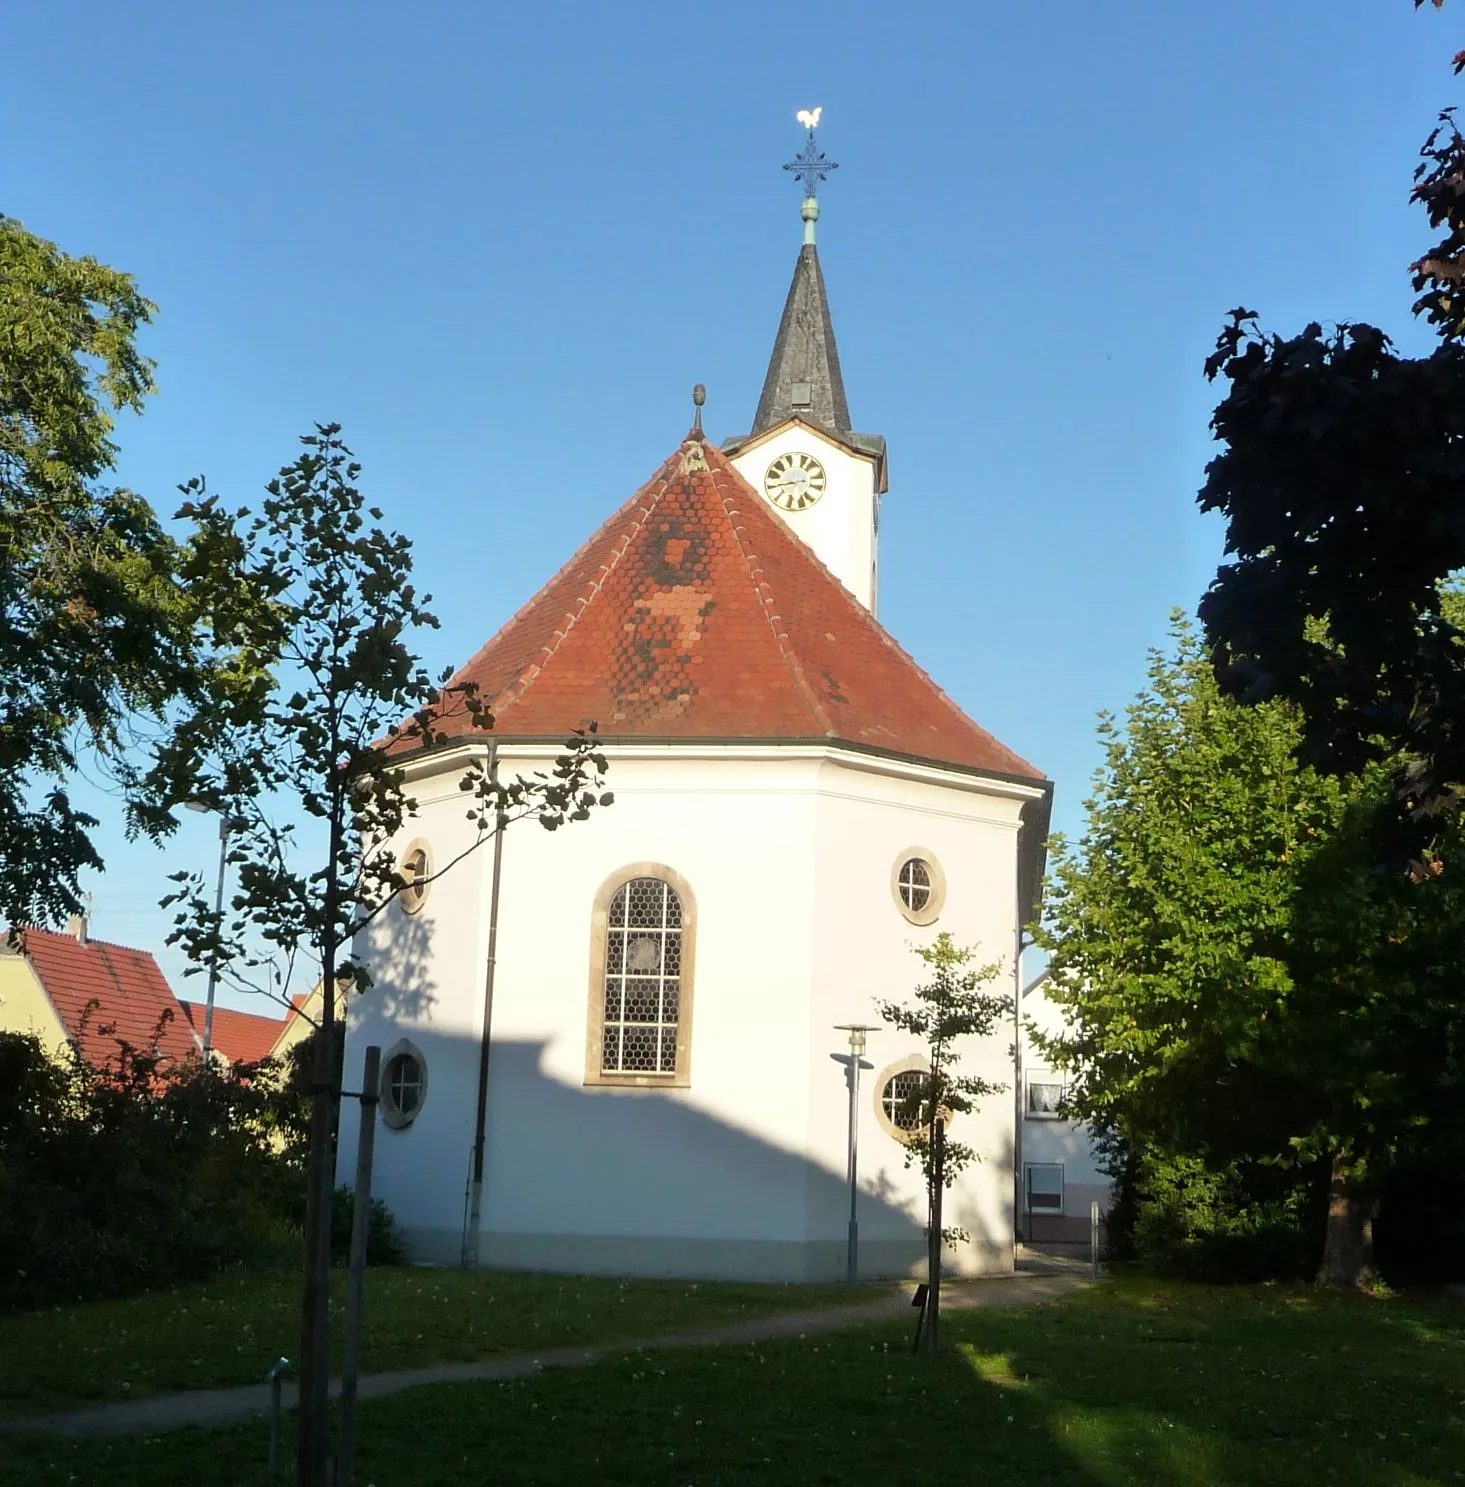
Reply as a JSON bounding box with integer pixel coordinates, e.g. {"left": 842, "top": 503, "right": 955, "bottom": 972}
{"left": 722, "top": 111, "right": 886, "bottom": 492}
{"left": 750, "top": 241, "right": 852, "bottom": 436}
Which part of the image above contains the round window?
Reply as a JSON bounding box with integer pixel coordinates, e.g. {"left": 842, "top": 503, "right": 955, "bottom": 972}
{"left": 881, "top": 1069, "right": 931, "bottom": 1132}
{"left": 380, "top": 1040, "right": 428, "bottom": 1129}
{"left": 898, "top": 858, "right": 932, "bottom": 913}
{"left": 398, "top": 840, "right": 432, "bottom": 915}
{"left": 890, "top": 848, "right": 946, "bottom": 925}
{"left": 873, "top": 1055, "right": 945, "bottom": 1143}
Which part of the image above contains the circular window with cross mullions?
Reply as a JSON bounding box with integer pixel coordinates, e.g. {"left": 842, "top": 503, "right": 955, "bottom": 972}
{"left": 397, "top": 840, "right": 433, "bottom": 916}
{"left": 891, "top": 848, "right": 946, "bottom": 925}
{"left": 874, "top": 1055, "right": 945, "bottom": 1144}
{"left": 380, "top": 1039, "right": 429, "bottom": 1129}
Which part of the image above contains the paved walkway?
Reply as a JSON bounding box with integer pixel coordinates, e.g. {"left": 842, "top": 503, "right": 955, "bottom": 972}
{"left": 2, "top": 1272, "right": 1088, "bottom": 1439}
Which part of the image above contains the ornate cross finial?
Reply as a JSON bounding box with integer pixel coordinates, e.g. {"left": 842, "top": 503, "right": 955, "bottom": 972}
{"left": 784, "top": 107, "right": 838, "bottom": 199}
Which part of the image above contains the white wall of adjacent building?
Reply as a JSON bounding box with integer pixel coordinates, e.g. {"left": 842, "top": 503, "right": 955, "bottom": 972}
{"left": 339, "top": 742, "right": 1042, "bottom": 1280}
{"left": 1020, "top": 973, "right": 1113, "bottom": 1243}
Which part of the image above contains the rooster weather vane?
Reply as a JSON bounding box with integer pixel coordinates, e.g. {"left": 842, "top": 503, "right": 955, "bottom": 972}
{"left": 784, "top": 107, "right": 838, "bottom": 198}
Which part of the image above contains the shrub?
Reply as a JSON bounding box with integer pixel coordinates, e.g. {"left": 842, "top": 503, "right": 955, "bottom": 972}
{"left": 330, "top": 1185, "right": 407, "bottom": 1267}
{"left": 1108, "top": 1147, "right": 1317, "bottom": 1283}
{"left": 0, "top": 1030, "right": 402, "bottom": 1310}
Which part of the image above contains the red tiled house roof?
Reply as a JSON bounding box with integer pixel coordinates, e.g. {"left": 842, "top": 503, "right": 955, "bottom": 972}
{"left": 179, "top": 1001, "right": 287, "bottom": 1065}
{"left": 413, "top": 430, "right": 1043, "bottom": 780}
{"left": 19, "top": 927, "right": 197, "bottom": 1069}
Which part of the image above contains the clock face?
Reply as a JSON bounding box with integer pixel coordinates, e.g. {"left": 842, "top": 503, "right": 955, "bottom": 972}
{"left": 764, "top": 451, "right": 827, "bottom": 512}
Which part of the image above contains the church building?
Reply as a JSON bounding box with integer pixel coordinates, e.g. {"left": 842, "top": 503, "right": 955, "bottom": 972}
{"left": 339, "top": 121, "right": 1052, "bottom": 1281}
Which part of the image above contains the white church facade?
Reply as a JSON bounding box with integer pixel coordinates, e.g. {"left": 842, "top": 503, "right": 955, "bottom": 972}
{"left": 339, "top": 140, "right": 1052, "bottom": 1282}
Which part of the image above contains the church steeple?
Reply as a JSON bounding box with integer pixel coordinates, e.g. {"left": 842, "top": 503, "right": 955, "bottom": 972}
{"left": 750, "top": 238, "right": 852, "bottom": 436}
{"left": 724, "top": 110, "right": 888, "bottom": 613}
{"left": 748, "top": 110, "right": 851, "bottom": 437}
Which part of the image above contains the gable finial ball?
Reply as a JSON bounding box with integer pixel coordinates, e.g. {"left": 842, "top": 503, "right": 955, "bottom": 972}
{"left": 692, "top": 383, "right": 706, "bottom": 407}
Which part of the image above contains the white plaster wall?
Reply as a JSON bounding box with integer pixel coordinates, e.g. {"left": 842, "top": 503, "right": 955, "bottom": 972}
{"left": 344, "top": 747, "right": 829, "bottom": 1272}
{"left": 727, "top": 423, "right": 878, "bottom": 611}
{"left": 477, "top": 749, "right": 822, "bottom": 1256}
{"left": 342, "top": 758, "right": 496, "bottom": 1256}
{"left": 805, "top": 758, "right": 1026, "bottom": 1276}
{"left": 341, "top": 743, "right": 1038, "bottom": 1279}
{"left": 1021, "top": 978, "right": 1112, "bottom": 1219}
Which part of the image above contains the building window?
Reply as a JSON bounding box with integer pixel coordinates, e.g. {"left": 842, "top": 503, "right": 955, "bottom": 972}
{"left": 1025, "top": 1162, "right": 1064, "bottom": 1213}
{"left": 380, "top": 1040, "right": 428, "bottom": 1129}
{"left": 882, "top": 1069, "right": 931, "bottom": 1131}
{"left": 586, "top": 865, "right": 696, "bottom": 1088}
{"left": 1026, "top": 1075, "right": 1066, "bottom": 1119}
{"left": 890, "top": 848, "right": 946, "bottom": 925}
{"left": 873, "top": 1054, "right": 945, "bottom": 1143}
{"left": 397, "top": 840, "right": 432, "bottom": 915}
{"left": 901, "top": 858, "right": 932, "bottom": 913}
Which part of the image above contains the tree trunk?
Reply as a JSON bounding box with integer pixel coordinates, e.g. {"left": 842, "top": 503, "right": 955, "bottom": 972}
{"left": 1316, "top": 1153, "right": 1377, "bottom": 1289}
{"left": 298, "top": 805, "right": 345, "bottom": 1486}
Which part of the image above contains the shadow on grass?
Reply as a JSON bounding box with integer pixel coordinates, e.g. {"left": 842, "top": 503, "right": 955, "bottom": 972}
{"left": 7, "top": 1279, "right": 1465, "bottom": 1485}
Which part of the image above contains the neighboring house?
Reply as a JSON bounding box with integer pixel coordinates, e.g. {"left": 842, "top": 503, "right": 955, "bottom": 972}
{"left": 179, "top": 1001, "right": 290, "bottom": 1067}
{"left": 179, "top": 976, "right": 352, "bottom": 1069}
{"left": 338, "top": 164, "right": 1053, "bottom": 1282}
{"left": 1018, "top": 969, "right": 1112, "bottom": 1244}
{"left": 276, "top": 980, "right": 350, "bottom": 1061}
{"left": 0, "top": 918, "right": 197, "bottom": 1070}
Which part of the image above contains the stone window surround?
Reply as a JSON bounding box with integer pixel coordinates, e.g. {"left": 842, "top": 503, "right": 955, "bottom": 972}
{"left": 890, "top": 847, "right": 946, "bottom": 926}
{"left": 585, "top": 862, "right": 697, "bottom": 1090}
{"left": 379, "top": 1038, "right": 429, "bottom": 1130}
{"left": 397, "top": 838, "right": 433, "bottom": 916}
{"left": 873, "top": 1053, "right": 955, "bottom": 1144}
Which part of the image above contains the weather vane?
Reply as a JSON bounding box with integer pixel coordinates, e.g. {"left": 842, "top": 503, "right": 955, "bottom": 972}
{"left": 784, "top": 107, "right": 838, "bottom": 199}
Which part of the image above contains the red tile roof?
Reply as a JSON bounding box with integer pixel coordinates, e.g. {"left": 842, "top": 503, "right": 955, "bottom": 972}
{"left": 179, "top": 1001, "right": 287, "bottom": 1065}
{"left": 417, "top": 431, "right": 1043, "bottom": 780}
{"left": 19, "top": 927, "right": 197, "bottom": 1070}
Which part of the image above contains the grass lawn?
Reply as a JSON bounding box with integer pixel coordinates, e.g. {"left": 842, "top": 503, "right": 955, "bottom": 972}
{"left": 7, "top": 1276, "right": 1465, "bottom": 1485}
{"left": 0, "top": 1267, "right": 872, "bottom": 1418}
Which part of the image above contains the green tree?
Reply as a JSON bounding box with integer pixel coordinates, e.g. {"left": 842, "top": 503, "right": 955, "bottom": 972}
{"left": 0, "top": 215, "right": 253, "bottom": 926}
{"left": 1036, "top": 617, "right": 1465, "bottom": 1287}
{"left": 163, "top": 426, "right": 610, "bottom": 1487}
{"left": 876, "top": 934, "right": 1008, "bottom": 1290}
{"left": 1196, "top": 5, "right": 1465, "bottom": 865}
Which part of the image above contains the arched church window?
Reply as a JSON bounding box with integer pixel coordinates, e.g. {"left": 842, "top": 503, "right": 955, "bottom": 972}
{"left": 397, "top": 839, "right": 432, "bottom": 915}
{"left": 891, "top": 848, "right": 946, "bottom": 926}
{"left": 586, "top": 865, "right": 696, "bottom": 1088}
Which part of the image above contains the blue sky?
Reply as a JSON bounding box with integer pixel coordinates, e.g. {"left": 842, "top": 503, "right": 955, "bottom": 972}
{"left": 4, "top": 0, "right": 1453, "bottom": 1002}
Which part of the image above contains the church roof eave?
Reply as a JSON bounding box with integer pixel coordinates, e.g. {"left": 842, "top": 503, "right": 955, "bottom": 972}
{"left": 388, "top": 726, "right": 1052, "bottom": 798}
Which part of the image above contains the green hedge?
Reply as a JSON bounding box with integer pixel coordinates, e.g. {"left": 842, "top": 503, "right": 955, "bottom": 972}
{"left": 0, "top": 1030, "right": 402, "bottom": 1310}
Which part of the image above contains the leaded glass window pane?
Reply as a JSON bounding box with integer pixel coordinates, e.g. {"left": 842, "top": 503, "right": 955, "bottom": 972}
{"left": 882, "top": 1069, "right": 931, "bottom": 1131}
{"left": 899, "top": 858, "right": 932, "bottom": 913}
{"left": 602, "top": 877, "right": 683, "bottom": 1076}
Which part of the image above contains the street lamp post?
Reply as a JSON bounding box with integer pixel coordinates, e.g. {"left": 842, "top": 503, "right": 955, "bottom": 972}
{"left": 186, "top": 801, "right": 236, "bottom": 1063}
{"left": 835, "top": 1023, "right": 879, "bottom": 1289}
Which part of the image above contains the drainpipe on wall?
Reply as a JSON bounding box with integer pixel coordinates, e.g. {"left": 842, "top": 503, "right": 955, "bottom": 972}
{"left": 1013, "top": 823, "right": 1026, "bottom": 1256}
{"left": 462, "top": 742, "right": 506, "bottom": 1270}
